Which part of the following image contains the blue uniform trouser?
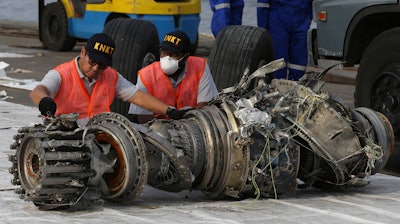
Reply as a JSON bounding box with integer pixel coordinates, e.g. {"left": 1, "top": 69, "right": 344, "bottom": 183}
{"left": 269, "top": 5, "right": 310, "bottom": 80}
{"left": 257, "top": 0, "right": 270, "bottom": 29}
{"left": 209, "top": 0, "right": 244, "bottom": 37}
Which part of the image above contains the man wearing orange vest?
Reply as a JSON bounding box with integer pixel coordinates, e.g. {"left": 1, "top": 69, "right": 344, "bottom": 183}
{"left": 30, "top": 33, "right": 187, "bottom": 127}
{"left": 128, "top": 30, "right": 218, "bottom": 124}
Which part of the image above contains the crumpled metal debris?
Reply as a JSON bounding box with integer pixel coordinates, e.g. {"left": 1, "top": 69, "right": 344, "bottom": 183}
{"left": 8, "top": 59, "right": 394, "bottom": 210}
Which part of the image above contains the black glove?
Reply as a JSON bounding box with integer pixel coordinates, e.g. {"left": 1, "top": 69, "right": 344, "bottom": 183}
{"left": 39, "top": 97, "right": 57, "bottom": 117}
{"left": 166, "top": 107, "right": 190, "bottom": 120}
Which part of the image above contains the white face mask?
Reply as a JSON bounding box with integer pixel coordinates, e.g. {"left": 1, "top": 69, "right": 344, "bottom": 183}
{"left": 160, "top": 56, "right": 184, "bottom": 75}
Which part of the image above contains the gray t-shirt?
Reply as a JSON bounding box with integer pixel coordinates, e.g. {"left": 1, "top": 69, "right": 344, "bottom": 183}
{"left": 128, "top": 61, "right": 218, "bottom": 115}
{"left": 40, "top": 56, "right": 138, "bottom": 100}
{"left": 40, "top": 56, "right": 138, "bottom": 126}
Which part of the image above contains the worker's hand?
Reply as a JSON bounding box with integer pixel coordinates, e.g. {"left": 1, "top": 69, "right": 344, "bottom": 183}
{"left": 39, "top": 97, "right": 57, "bottom": 117}
{"left": 166, "top": 107, "right": 191, "bottom": 120}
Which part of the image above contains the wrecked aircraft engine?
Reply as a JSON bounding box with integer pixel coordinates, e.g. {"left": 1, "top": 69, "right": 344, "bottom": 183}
{"left": 9, "top": 59, "right": 394, "bottom": 210}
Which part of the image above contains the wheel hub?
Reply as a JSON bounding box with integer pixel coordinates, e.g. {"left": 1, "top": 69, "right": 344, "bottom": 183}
{"left": 372, "top": 69, "right": 400, "bottom": 132}
{"left": 384, "top": 93, "right": 400, "bottom": 112}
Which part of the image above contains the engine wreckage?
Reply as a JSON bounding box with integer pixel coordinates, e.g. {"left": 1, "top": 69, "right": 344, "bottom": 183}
{"left": 9, "top": 59, "right": 394, "bottom": 210}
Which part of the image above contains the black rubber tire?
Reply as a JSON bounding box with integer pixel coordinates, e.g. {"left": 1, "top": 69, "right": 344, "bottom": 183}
{"left": 351, "top": 108, "right": 394, "bottom": 175}
{"left": 355, "top": 28, "right": 400, "bottom": 133}
{"left": 103, "top": 18, "right": 159, "bottom": 117}
{"left": 208, "top": 25, "right": 274, "bottom": 91}
{"left": 355, "top": 27, "right": 400, "bottom": 173}
{"left": 40, "top": 2, "right": 76, "bottom": 51}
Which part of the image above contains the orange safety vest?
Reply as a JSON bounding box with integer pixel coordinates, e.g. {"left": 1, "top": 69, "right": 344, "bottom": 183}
{"left": 139, "top": 56, "right": 206, "bottom": 118}
{"left": 53, "top": 59, "right": 118, "bottom": 119}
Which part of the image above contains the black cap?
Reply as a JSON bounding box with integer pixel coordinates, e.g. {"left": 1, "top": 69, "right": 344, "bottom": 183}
{"left": 85, "top": 33, "right": 115, "bottom": 67}
{"left": 159, "top": 30, "right": 191, "bottom": 53}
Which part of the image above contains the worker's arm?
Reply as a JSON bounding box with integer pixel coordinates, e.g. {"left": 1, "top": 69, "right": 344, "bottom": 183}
{"left": 195, "top": 102, "right": 208, "bottom": 109}
{"left": 128, "top": 90, "right": 169, "bottom": 116}
{"left": 128, "top": 90, "right": 190, "bottom": 120}
{"left": 30, "top": 85, "right": 57, "bottom": 117}
{"left": 30, "top": 85, "right": 51, "bottom": 106}
{"left": 137, "top": 115, "right": 156, "bottom": 124}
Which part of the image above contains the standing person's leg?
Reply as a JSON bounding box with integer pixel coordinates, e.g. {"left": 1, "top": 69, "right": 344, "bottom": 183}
{"left": 257, "top": 0, "right": 270, "bottom": 29}
{"left": 287, "top": 12, "right": 310, "bottom": 81}
{"left": 230, "top": 0, "right": 244, "bottom": 25}
{"left": 269, "top": 8, "right": 290, "bottom": 79}
{"left": 209, "top": 0, "right": 232, "bottom": 37}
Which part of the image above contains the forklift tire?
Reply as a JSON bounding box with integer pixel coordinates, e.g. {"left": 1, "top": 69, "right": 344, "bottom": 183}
{"left": 208, "top": 25, "right": 274, "bottom": 91}
{"left": 40, "top": 2, "right": 76, "bottom": 51}
{"left": 103, "top": 18, "right": 159, "bottom": 118}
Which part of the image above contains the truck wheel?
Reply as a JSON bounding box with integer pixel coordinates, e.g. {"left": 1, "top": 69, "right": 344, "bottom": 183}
{"left": 355, "top": 28, "right": 400, "bottom": 173}
{"left": 355, "top": 28, "right": 400, "bottom": 135}
{"left": 208, "top": 25, "right": 274, "bottom": 91}
{"left": 40, "top": 2, "right": 76, "bottom": 51}
{"left": 103, "top": 18, "right": 159, "bottom": 118}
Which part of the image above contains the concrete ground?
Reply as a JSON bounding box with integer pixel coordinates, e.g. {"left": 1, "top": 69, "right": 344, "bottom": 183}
{"left": 1, "top": 97, "right": 400, "bottom": 224}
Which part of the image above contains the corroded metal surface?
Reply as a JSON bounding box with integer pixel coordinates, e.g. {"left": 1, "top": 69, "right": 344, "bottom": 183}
{"left": 9, "top": 60, "right": 394, "bottom": 210}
